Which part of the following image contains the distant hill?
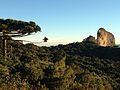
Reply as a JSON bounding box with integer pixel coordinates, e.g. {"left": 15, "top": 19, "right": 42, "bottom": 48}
{"left": 0, "top": 41, "right": 120, "bottom": 90}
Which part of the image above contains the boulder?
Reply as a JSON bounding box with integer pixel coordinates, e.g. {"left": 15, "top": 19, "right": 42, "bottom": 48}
{"left": 97, "top": 28, "right": 115, "bottom": 47}
{"left": 83, "top": 35, "right": 97, "bottom": 44}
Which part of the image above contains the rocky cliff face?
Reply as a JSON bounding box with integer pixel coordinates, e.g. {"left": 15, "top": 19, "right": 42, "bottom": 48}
{"left": 97, "top": 28, "right": 115, "bottom": 47}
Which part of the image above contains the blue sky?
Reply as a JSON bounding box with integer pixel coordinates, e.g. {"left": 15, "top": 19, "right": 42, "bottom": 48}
{"left": 0, "top": 0, "right": 120, "bottom": 45}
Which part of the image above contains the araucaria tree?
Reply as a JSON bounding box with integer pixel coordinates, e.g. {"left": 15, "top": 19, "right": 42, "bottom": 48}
{"left": 0, "top": 18, "right": 41, "bottom": 58}
{"left": 0, "top": 18, "right": 41, "bottom": 36}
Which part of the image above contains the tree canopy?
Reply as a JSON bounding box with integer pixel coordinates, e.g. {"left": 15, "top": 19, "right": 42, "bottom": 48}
{"left": 0, "top": 41, "right": 120, "bottom": 90}
{"left": 0, "top": 18, "right": 41, "bottom": 36}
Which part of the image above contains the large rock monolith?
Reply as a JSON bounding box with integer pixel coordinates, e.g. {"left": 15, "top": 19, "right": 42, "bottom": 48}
{"left": 97, "top": 28, "right": 115, "bottom": 47}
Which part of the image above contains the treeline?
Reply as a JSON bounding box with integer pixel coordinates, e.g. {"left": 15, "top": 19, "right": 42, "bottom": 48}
{"left": 0, "top": 41, "right": 120, "bottom": 90}
{"left": 0, "top": 18, "right": 41, "bottom": 35}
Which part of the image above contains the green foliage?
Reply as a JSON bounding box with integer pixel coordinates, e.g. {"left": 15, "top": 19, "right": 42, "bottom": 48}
{"left": 0, "top": 18, "right": 41, "bottom": 35}
{"left": 0, "top": 40, "right": 120, "bottom": 89}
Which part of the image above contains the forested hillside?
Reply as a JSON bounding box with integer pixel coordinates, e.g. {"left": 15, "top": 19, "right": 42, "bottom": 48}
{"left": 0, "top": 40, "right": 120, "bottom": 90}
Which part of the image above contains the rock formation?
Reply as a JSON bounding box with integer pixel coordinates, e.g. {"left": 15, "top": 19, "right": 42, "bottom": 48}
{"left": 83, "top": 28, "right": 115, "bottom": 47}
{"left": 97, "top": 28, "right": 115, "bottom": 47}
{"left": 83, "top": 35, "right": 97, "bottom": 44}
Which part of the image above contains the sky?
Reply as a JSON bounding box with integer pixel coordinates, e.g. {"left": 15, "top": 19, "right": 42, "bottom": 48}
{"left": 0, "top": 0, "right": 120, "bottom": 46}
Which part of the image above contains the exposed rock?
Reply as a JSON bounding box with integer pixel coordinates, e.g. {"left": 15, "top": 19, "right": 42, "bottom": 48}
{"left": 83, "top": 28, "right": 115, "bottom": 47}
{"left": 97, "top": 28, "right": 115, "bottom": 47}
{"left": 83, "top": 35, "right": 97, "bottom": 44}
